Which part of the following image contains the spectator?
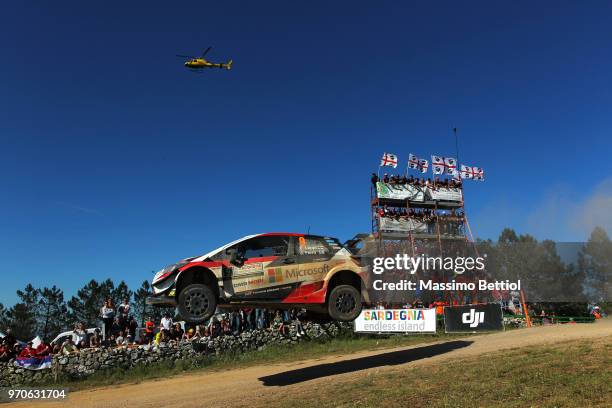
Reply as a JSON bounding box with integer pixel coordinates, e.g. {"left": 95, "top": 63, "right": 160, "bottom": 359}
{"left": 90, "top": 329, "right": 102, "bottom": 348}
{"left": 3, "top": 329, "right": 16, "bottom": 350}
{"left": 174, "top": 322, "right": 184, "bottom": 340}
{"left": 61, "top": 338, "right": 78, "bottom": 355}
{"left": 144, "top": 316, "right": 155, "bottom": 344}
{"left": 115, "top": 331, "right": 127, "bottom": 346}
{"left": 182, "top": 328, "right": 194, "bottom": 341}
{"left": 19, "top": 341, "right": 36, "bottom": 358}
{"left": 192, "top": 327, "right": 202, "bottom": 340}
{"left": 117, "top": 298, "right": 130, "bottom": 324}
{"left": 100, "top": 299, "right": 115, "bottom": 339}
{"left": 160, "top": 313, "right": 173, "bottom": 334}
{"left": 128, "top": 316, "right": 138, "bottom": 340}
{"left": 371, "top": 173, "right": 378, "bottom": 186}
{"left": 0, "top": 340, "right": 11, "bottom": 362}
{"left": 72, "top": 322, "right": 88, "bottom": 348}
{"left": 35, "top": 339, "right": 51, "bottom": 356}
{"left": 111, "top": 317, "right": 122, "bottom": 337}
{"left": 382, "top": 173, "right": 390, "bottom": 183}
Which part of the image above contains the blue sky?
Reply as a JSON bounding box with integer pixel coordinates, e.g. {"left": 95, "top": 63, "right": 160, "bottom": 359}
{"left": 1, "top": 1, "right": 611, "bottom": 304}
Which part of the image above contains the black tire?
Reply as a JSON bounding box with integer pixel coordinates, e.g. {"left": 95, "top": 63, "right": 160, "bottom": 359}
{"left": 177, "top": 283, "right": 216, "bottom": 324}
{"left": 327, "top": 284, "right": 362, "bottom": 321}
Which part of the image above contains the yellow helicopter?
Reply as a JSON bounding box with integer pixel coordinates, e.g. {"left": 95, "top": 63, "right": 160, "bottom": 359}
{"left": 176, "top": 47, "right": 233, "bottom": 71}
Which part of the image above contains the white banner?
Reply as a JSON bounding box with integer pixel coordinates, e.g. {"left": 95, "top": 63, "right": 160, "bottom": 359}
{"left": 354, "top": 309, "right": 437, "bottom": 333}
{"left": 426, "top": 187, "right": 463, "bottom": 202}
{"left": 376, "top": 182, "right": 425, "bottom": 201}
{"left": 379, "top": 217, "right": 428, "bottom": 233}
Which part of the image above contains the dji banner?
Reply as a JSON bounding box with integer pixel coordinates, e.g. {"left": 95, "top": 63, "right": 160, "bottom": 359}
{"left": 443, "top": 303, "right": 504, "bottom": 333}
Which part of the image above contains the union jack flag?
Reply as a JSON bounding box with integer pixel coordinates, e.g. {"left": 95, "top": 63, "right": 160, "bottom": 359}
{"left": 380, "top": 152, "right": 398, "bottom": 168}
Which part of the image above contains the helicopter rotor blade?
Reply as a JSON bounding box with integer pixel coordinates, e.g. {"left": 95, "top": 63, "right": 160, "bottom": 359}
{"left": 201, "top": 47, "right": 212, "bottom": 57}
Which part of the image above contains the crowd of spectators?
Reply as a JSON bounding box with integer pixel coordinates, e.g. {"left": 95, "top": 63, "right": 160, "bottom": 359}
{"left": 377, "top": 206, "right": 465, "bottom": 235}
{"left": 372, "top": 173, "right": 462, "bottom": 189}
{"left": 0, "top": 329, "right": 52, "bottom": 362}
{"left": 1, "top": 302, "right": 311, "bottom": 360}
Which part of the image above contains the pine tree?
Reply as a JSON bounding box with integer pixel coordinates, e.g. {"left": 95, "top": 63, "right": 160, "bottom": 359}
{"left": 67, "top": 279, "right": 106, "bottom": 328}
{"left": 111, "top": 280, "right": 133, "bottom": 312}
{"left": 6, "top": 284, "right": 40, "bottom": 339}
{"left": 0, "top": 303, "right": 9, "bottom": 332}
{"left": 579, "top": 227, "right": 612, "bottom": 303}
{"left": 38, "top": 286, "right": 68, "bottom": 340}
{"left": 133, "top": 280, "right": 151, "bottom": 327}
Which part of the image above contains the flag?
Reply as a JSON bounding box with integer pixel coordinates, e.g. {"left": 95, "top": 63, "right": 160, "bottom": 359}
{"left": 444, "top": 157, "right": 458, "bottom": 176}
{"left": 431, "top": 155, "right": 445, "bottom": 175}
{"left": 380, "top": 152, "right": 398, "bottom": 168}
{"left": 408, "top": 153, "right": 429, "bottom": 173}
{"left": 14, "top": 355, "right": 52, "bottom": 370}
{"left": 473, "top": 166, "right": 485, "bottom": 181}
{"left": 460, "top": 164, "right": 474, "bottom": 179}
{"left": 461, "top": 164, "right": 485, "bottom": 181}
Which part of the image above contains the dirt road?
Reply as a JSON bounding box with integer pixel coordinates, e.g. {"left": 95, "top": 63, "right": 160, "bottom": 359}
{"left": 15, "top": 319, "right": 612, "bottom": 408}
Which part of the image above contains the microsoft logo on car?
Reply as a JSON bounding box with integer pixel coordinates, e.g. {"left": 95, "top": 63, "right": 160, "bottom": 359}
{"left": 267, "top": 268, "right": 283, "bottom": 283}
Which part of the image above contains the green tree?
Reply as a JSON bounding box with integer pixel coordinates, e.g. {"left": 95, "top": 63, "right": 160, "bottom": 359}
{"left": 579, "top": 227, "right": 612, "bottom": 303}
{"left": 111, "top": 280, "right": 133, "bottom": 312}
{"left": 37, "top": 286, "right": 68, "bottom": 340}
{"left": 133, "top": 280, "right": 151, "bottom": 327}
{"left": 6, "top": 284, "right": 40, "bottom": 339}
{"left": 67, "top": 279, "right": 107, "bottom": 328}
{"left": 0, "top": 303, "right": 9, "bottom": 331}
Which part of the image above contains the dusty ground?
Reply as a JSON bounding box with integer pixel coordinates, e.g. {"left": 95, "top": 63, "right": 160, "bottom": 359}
{"left": 14, "top": 319, "right": 612, "bottom": 408}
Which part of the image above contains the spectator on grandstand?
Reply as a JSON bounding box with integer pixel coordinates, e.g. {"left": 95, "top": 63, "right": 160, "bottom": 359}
{"left": 382, "top": 173, "right": 390, "bottom": 183}
{"left": 100, "top": 299, "right": 115, "bottom": 339}
{"left": 371, "top": 173, "right": 378, "bottom": 186}
{"left": 61, "top": 337, "right": 78, "bottom": 355}
{"left": 408, "top": 175, "right": 415, "bottom": 185}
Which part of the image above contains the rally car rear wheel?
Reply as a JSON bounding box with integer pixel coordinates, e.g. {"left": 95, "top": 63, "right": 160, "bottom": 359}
{"left": 327, "top": 284, "right": 361, "bottom": 321}
{"left": 177, "top": 283, "right": 216, "bottom": 324}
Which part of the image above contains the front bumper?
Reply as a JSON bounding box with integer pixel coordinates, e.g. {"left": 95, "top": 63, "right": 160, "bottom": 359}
{"left": 146, "top": 294, "right": 177, "bottom": 306}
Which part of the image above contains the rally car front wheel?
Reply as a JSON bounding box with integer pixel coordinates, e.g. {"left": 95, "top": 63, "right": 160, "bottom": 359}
{"left": 177, "top": 283, "right": 217, "bottom": 324}
{"left": 327, "top": 284, "right": 362, "bottom": 321}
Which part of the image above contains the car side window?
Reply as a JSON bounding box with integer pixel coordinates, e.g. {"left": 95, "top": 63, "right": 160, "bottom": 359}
{"left": 240, "top": 236, "right": 289, "bottom": 259}
{"left": 297, "top": 237, "right": 331, "bottom": 256}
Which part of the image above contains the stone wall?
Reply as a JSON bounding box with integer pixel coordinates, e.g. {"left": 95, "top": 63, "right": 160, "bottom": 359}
{"left": 0, "top": 321, "right": 352, "bottom": 387}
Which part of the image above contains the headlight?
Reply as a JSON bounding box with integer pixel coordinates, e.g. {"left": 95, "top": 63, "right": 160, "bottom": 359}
{"left": 152, "top": 260, "right": 188, "bottom": 284}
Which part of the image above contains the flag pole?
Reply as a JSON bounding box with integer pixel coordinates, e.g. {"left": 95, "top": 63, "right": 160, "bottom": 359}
{"left": 453, "top": 127, "right": 459, "bottom": 165}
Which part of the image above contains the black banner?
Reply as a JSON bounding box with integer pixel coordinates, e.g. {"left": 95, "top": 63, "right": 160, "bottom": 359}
{"left": 443, "top": 303, "right": 504, "bottom": 333}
